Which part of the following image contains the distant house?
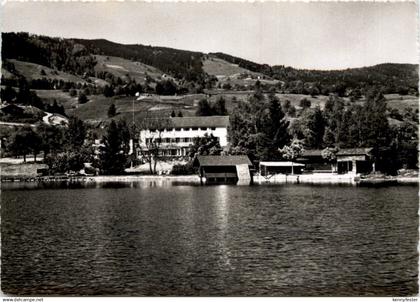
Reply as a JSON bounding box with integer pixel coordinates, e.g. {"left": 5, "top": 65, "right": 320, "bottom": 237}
{"left": 336, "top": 148, "right": 373, "bottom": 174}
{"left": 298, "top": 148, "right": 374, "bottom": 174}
{"left": 0, "top": 104, "right": 24, "bottom": 116}
{"left": 259, "top": 161, "right": 305, "bottom": 176}
{"left": 298, "top": 150, "right": 331, "bottom": 172}
{"left": 193, "top": 155, "right": 253, "bottom": 184}
{"left": 138, "top": 116, "right": 230, "bottom": 158}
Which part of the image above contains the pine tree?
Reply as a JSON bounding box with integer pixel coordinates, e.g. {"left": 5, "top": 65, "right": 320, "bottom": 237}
{"left": 108, "top": 104, "right": 117, "bottom": 118}
{"left": 99, "top": 120, "right": 129, "bottom": 175}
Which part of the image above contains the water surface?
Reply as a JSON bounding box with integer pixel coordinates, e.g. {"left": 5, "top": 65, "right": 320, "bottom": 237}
{"left": 2, "top": 182, "right": 418, "bottom": 296}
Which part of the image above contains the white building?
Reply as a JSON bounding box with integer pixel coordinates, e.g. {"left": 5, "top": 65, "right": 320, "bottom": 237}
{"left": 138, "top": 116, "right": 229, "bottom": 157}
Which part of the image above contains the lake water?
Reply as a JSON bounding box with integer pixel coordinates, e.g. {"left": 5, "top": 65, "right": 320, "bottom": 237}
{"left": 1, "top": 181, "right": 418, "bottom": 296}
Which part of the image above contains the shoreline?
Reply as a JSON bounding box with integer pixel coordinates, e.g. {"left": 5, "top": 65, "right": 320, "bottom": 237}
{"left": 1, "top": 173, "right": 417, "bottom": 186}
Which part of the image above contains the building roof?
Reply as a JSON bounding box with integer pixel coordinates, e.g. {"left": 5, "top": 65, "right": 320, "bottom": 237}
{"left": 260, "top": 161, "right": 305, "bottom": 167}
{"left": 169, "top": 116, "right": 229, "bottom": 128}
{"left": 193, "top": 155, "right": 252, "bottom": 167}
{"left": 337, "top": 148, "right": 373, "bottom": 156}
{"left": 301, "top": 148, "right": 373, "bottom": 158}
{"left": 301, "top": 149, "right": 323, "bottom": 157}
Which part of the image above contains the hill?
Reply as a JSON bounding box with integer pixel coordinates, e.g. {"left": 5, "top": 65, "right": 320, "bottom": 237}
{"left": 93, "top": 55, "right": 163, "bottom": 85}
{"left": 2, "top": 32, "right": 418, "bottom": 96}
{"left": 73, "top": 38, "right": 205, "bottom": 81}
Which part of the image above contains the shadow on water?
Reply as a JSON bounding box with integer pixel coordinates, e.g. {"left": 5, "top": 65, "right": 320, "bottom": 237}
{"left": 2, "top": 178, "right": 418, "bottom": 191}
{"left": 1, "top": 179, "right": 418, "bottom": 296}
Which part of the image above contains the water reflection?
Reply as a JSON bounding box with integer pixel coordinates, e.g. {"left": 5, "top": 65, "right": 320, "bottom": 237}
{"left": 1, "top": 183, "right": 418, "bottom": 296}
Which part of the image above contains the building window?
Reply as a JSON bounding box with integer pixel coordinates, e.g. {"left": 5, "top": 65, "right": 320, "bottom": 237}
{"left": 175, "top": 138, "right": 180, "bottom": 143}
{"left": 200, "top": 127, "right": 207, "bottom": 131}
{"left": 183, "top": 128, "right": 190, "bottom": 131}
{"left": 210, "top": 127, "right": 216, "bottom": 130}
{"left": 191, "top": 127, "right": 198, "bottom": 131}
{"left": 167, "top": 128, "right": 173, "bottom": 131}
{"left": 165, "top": 138, "right": 171, "bottom": 143}
{"left": 175, "top": 128, "right": 181, "bottom": 131}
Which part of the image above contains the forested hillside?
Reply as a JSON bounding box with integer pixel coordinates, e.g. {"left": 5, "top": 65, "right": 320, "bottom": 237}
{"left": 211, "top": 52, "right": 418, "bottom": 96}
{"left": 73, "top": 38, "right": 205, "bottom": 81}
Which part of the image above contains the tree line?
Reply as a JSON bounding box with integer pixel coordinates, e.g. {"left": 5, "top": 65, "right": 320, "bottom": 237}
{"left": 2, "top": 117, "right": 133, "bottom": 176}
{"left": 228, "top": 90, "right": 418, "bottom": 173}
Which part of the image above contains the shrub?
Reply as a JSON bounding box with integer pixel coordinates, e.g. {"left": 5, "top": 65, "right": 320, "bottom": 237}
{"left": 171, "top": 162, "right": 196, "bottom": 175}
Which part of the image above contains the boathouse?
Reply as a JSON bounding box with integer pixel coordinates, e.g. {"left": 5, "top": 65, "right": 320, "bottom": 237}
{"left": 193, "top": 155, "right": 253, "bottom": 184}
{"left": 298, "top": 148, "right": 374, "bottom": 174}
{"left": 336, "top": 148, "right": 373, "bottom": 174}
{"left": 297, "top": 150, "right": 331, "bottom": 172}
{"left": 259, "top": 161, "right": 305, "bottom": 176}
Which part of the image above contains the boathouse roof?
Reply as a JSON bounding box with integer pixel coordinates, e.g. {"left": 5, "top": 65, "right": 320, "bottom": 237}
{"left": 301, "top": 148, "right": 373, "bottom": 158}
{"left": 260, "top": 161, "right": 305, "bottom": 167}
{"left": 193, "top": 155, "right": 252, "bottom": 167}
{"left": 337, "top": 148, "right": 373, "bottom": 156}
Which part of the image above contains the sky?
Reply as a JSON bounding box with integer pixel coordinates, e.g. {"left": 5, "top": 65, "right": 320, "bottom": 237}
{"left": 1, "top": 1, "right": 418, "bottom": 70}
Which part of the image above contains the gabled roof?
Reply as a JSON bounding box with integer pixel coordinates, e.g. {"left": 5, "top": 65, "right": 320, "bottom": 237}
{"left": 169, "top": 116, "right": 229, "bottom": 128}
{"left": 301, "top": 148, "right": 373, "bottom": 157}
{"left": 301, "top": 149, "right": 323, "bottom": 157}
{"left": 193, "top": 155, "right": 252, "bottom": 167}
{"left": 337, "top": 148, "right": 373, "bottom": 156}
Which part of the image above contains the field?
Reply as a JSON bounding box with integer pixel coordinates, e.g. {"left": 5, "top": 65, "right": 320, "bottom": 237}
{"left": 4, "top": 59, "right": 88, "bottom": 84}
{"left": 384, "top": 94, "right": 419, "bottom": 111}
{"left": 203, "top": 57, "right": 260, "bottom": 77}
{"left": 93, "top": 55, "right": 163, "bottom": 84}
{"left": 203, "top": 57, "right": 280, "bottom": 88}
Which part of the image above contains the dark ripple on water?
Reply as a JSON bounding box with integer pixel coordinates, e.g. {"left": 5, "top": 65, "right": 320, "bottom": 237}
{"left": 1, "top": 183, "right": 418, "bottom": 296}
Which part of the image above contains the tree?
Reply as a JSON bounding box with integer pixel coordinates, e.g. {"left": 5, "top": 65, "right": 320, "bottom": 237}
{"left": 299, "top": 98, "right": 311, "bottom": 110}
{"left": 66, "top": 116, "right": 86, "bottom": 149}
{"left": 279, "top": 139, "right": 304, "bottom": 174}
{"left": 38, "top": 124, "right": 65, "bottom": 156}
{"left": 255, "top": 95, "right": 290, "bottom": 160}
{"left": 103, "top": 85, "right": 114, "bottom": 97}
{"left": 188, "top": 133, "right": 222, "bottom": 158}
{"left": 78, "top": 92, "right": 88, "bottom": 104}
{"left": 300, "top": 106, "right": 325, "bottom": 149}
{"left": 155, "top": 80, "right": 177, "bottom": 95}
{"left": 322, "top": 146, "right": 339, "bottom": 172}
{"left": 1, "top": 85, "right": 16, "bottom": 102}
{"left": 196, "top": 99, "right": 213, "bottom": 116}
{"left": 213, "top": 97, "right": 228, "bottom": 115}
{"left": 8, "top": 127, "right": 40, "bottom": 162}
{"left": 45, "top": 147, "right": 93, "bottom": 175}
{"left": 177, "top": 111, "right": 183, "bottom": 117}
{"left": 170, "top": 110, "right": 176, "bottom": 118}
{"left": 138, "top": 117, "right": 171, "bottom": 174}
{"left": 108, "top": 103, "right": 117, "bottom": 118}
{"left": 98, "top": 120, "right": 130, "bottom": 175}
{"left": 282, "top": 99, "right": 291, "bottom": 113}
{"left": 69, "top": 89, "right": 77, "bottom": 97}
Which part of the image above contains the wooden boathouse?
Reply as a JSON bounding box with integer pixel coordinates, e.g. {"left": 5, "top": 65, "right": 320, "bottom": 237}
{"left": 193, "top": 155, "right": 253, "bottom": 184}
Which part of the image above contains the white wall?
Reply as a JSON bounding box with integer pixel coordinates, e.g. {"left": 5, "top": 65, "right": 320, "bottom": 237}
{"left": 139, "top": 126, "right": 228, "bottom": 149}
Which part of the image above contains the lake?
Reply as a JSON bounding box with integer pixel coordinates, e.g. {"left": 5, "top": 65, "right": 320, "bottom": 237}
{"left": 1, "top": 181, "right": 418, "bottom": 296}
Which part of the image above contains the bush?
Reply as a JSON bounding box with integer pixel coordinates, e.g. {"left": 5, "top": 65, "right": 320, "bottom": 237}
{"left": 171, "top": 162, "right": 196, "bottom": 175}
{"left": 78, "top": 93, "right": 88, "bottom": 104}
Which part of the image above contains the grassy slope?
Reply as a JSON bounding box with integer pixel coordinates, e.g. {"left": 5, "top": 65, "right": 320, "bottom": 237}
{"left": 203, "top": 56, "right": 280, "bottom": 88}
{"left": 203, "top": 57, "right": 258, "bottom": 77}
{"left": 384, "top": 94, "right": 419, "bottom": 111}
{"left": 5, "top": 59, "right": 88, "bottom": 84}
{"left": 93, "top": 55, "right": 163, "bottom": 84}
